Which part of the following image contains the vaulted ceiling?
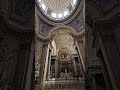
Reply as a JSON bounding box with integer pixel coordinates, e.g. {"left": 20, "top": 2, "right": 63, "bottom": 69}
{"left": 36, "top": 0, "right": 78, "bottom": 20}
{"left": 51, "top": 28, "right": 76, "bottom": 61}
{"left": 35, "top": 0, "right": 84, "bottom": 39}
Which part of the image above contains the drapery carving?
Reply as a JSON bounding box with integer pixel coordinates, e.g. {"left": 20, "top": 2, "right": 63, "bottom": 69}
{"left": 0, "top": 36, "right": 18, "bottom": 90}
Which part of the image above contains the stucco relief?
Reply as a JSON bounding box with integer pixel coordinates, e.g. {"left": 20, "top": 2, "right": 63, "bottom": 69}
{"left": 39, "top": 19, "right": 53, "bottom": 36}
{"left": 35, "top": 38, "right": 44, "bottom": 83}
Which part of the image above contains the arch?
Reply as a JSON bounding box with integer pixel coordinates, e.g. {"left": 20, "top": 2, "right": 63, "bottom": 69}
{"left": 35, "top": 23, "right": 80, "bottom": 40}
{"left": 86, "top": 2, "right": 103, "bottom": 20}
{"left": 48, "top": 25, "right": 78, "bottom": 38}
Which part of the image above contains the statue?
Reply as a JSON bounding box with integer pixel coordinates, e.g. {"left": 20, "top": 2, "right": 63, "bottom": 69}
{"left": 58, "top": 68, "right": 74, "bottom": 80}
{"left": 0, "top": 71, "right": 8, "bottom": 90}
{"left": 0, "top": 42, "right": 13, "bottom": 62}
{"left": 0, "top": 37, "right": 15, "bottom": 90}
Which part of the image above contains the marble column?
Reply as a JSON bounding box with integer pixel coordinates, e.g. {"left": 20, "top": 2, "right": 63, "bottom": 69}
{"left": 14, "top": 41, "right": 31, "bottom": 90}
{"left": 97, "top": 50, "right": 113, "bottom": 90}
{"left": 43, "top": 44, "right": 50, "bottom": 81}
{"left": 72, "top": 58, "right": 77, "bottom": 76}
{"left": 35, "top": 38, "right": 44, "bottom": 82}
{"left": 76, "top": 40, "right": 85, "bottom": 71}
{"left": 91, "top": 75, "right": 97, "bottom": 90}
{"left": 48, "top": 50, "right": 52, "bottom": 79}
{"left": 76, "top": 47, "right": 84, "bottom": 77}
{"left": 25, "top": 41, "right": 34, "bottom": 90}
{"left": 98, "top": 33, "right": 120, "bottom": 90}
{"left": 55, "top": 59, "right": 58, "bottom": 79}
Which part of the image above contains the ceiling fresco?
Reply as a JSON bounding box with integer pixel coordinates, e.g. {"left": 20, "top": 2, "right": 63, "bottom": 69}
{"left": 69, "top": 8, "right": 85, "bottom": 32}
{"left": 36, "top": 0, "right": 79, "bottom": 21}
{"left": 39, "top": 18, "right": 53, "bottom": 36}
{"left": 37, "top": 0, "right": 85, "bottom": 37}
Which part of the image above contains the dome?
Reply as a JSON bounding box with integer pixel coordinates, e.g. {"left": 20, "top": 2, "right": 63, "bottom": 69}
{"left": 36, "top": 0, "right": 80, "bottom": 22}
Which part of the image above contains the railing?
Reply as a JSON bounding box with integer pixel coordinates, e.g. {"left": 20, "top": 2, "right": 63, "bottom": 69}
{"left": 42, "top": 78, "right": 85, "bottom": 90}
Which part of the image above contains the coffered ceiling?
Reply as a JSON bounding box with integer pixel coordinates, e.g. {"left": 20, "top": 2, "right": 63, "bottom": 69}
{"left": 36, "top": 0, "right": 79, "bottom": 20}
{"left": 51, "top": 28, "right": 77, "bottom": 61}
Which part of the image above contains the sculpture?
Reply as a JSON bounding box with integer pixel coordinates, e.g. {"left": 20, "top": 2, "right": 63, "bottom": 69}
{"left": 0, "top": 37, "right": 15, "bottom": 90}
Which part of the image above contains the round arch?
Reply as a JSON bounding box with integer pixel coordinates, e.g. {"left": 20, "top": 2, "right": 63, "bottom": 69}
{"left": 86, "top": 2, "right": 103, "bottom": 21}
{"left": 48, "top": 26, "right": 78, "bottom": 38}
{"left": 35, "top": 23, "right": 79, "bottom": 40}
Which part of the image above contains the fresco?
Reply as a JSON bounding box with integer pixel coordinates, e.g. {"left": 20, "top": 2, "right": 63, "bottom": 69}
{"left": 39, "top": 20, "right": 53, "bottom": 36}
{"left": 69, "top": 9, "right": 85, "bottom": 32}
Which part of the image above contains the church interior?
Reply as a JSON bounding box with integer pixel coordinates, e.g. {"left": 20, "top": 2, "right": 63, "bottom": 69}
{"left": 35, "top": 0, "right": 85, "bottom": 89}
{"left": 0, "top": 0, "right": 120, "bottom": 90}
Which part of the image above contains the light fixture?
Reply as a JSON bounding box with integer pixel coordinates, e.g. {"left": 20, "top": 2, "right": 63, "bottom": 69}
{"left": 41, "top": 3, "right": 46, "bottom": 10}
{"left": 52, "top": 13, "right": 57, "bottom": 18}
{"left": 38, "top": 0, "right": 41, "bottom": 2}
{"left": 58, "top": 13, "right": 63, "bottom": 18}
{"left": 64, "top": 10, "right": 69, "bottom": 17}
{"left": 73, "top": 0, "right": 77, "bottom": 5}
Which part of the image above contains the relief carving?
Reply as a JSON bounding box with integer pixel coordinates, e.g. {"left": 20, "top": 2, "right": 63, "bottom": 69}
{"left": 0, "top": 36, "right": 18, "bottom": 90}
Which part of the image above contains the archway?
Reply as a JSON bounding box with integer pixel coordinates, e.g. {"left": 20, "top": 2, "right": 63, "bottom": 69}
{"left": 35, "top": 26, "right": 85, "bottom": 90}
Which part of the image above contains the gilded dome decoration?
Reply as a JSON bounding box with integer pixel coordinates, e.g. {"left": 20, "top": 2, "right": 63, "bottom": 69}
{"left": 36, "top": 0, "right": 81, "bottom": 25}
{"left": 36, "top": 0, "right": 78, "bottom": 20}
